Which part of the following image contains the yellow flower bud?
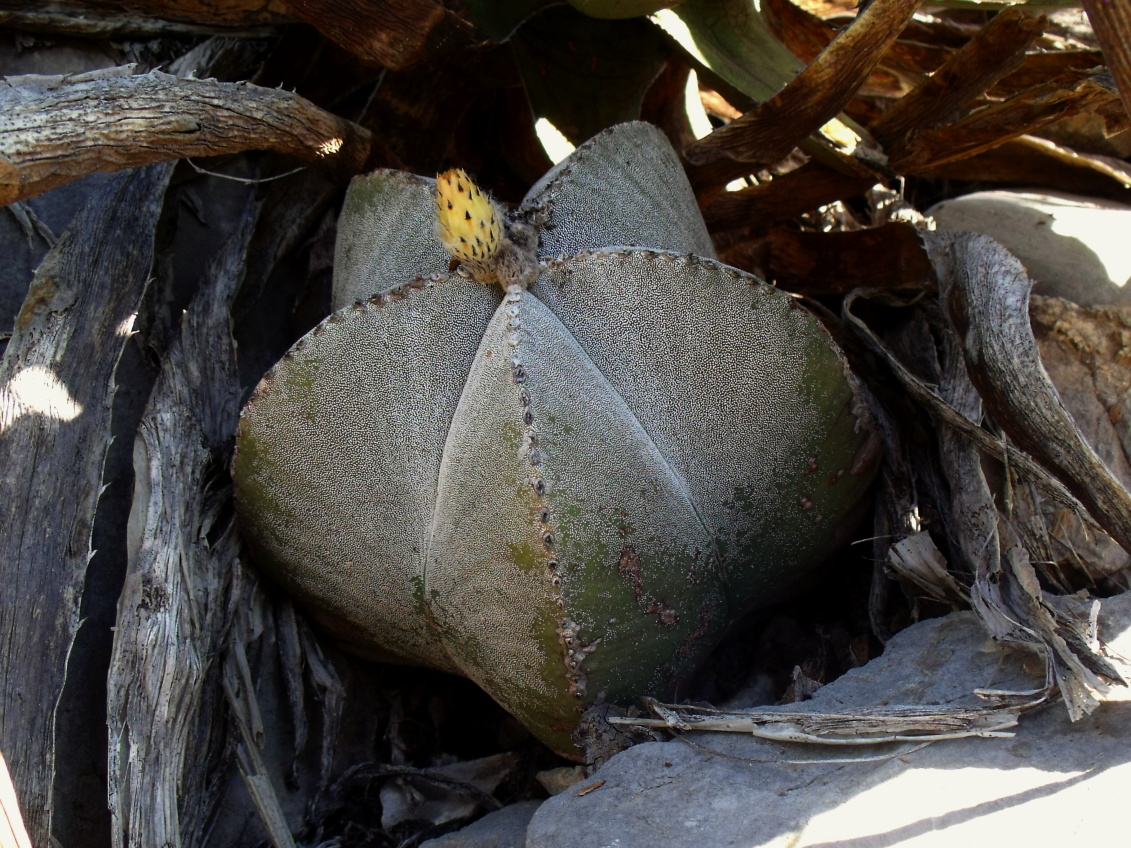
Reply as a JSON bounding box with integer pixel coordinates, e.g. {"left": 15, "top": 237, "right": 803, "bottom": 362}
{"left": 436, "top": 169, "right": 502, "bottom": 267}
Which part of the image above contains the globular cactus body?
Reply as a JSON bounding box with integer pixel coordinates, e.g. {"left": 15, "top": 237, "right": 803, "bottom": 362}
{"left": 232, "top": 123, "right": 877, "bottom": 757}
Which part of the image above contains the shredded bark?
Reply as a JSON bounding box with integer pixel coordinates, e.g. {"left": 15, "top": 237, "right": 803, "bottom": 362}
{"left": 106, "top": 199, "right": 249, "bottom": 848}
{"left": 0, "top": 162, "right": 173, "bottom": 848}
{"left": 0, "top": 66, "right": 371, "bottom": 206}
{"left": 0, "top": 0, "right": 291, "bottom": 37}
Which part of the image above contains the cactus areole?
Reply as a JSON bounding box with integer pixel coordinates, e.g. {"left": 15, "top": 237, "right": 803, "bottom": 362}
{"left": 232, "top": 123, "right": 878, "bottom": 758}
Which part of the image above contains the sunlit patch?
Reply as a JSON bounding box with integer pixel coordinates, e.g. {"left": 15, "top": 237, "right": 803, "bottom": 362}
{"left": 1045, "top": 201, "right": 1131, "bottom": 288}
{"left": 317, "top": 137, "right": 343, "bottom": 157}
{"left": 435, "top": 168, "right": 502, "bottom": 266}
{"left": 534, "top": 118, "right": 576, "bottom": 165}
{"left": 684, "top": 70, "right": 713, "bottom": 141}
{"left": 0, "top": 364, "right": 83, "bottom": 433}
{"left": 819, "top": 117, "right": 861, "bottom": 156}
{"left": 115, "top": 312, "right": 137, "bottom": 338}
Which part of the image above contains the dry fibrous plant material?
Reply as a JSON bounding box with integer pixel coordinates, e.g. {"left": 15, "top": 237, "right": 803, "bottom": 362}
{"left": 703, "top": 161, "right": 878, "bottom": 236}
{"left": 106, "top": 203, "right": 249, "bottom": 848}
{"left": 841, "top": 230, "right": 1131, "bottom": 724}
{"left": 1026, "top": 297, "right": 1131, "bottom": 581}
{"left": 0, "top": 163, "right": 173, "bottom": 848}
{"left": 891, "top": 71, "right": 1122, "bottom": 173}
{"left": 869, "top": 7, "right": 1046, "bottom": 146}
{"left": 1084, "top": 0, "right": 1131, "bottom": 118}
{"left": 758, "top": 222, "right": 934, "bottom": 295}
{"left": 0, "top": 0, "right": 291, "bottom": 37}
{"left": 920, "top": 134, "right": 1131, "bottom": 197}
{"left": 926, "top": 231, "right": 1131, "bottom": 555}
{"left": 0, "top": 66, "right": 371, "bottom": 206}
{"left": 610, "top": 696, "right": 1024, "bottom": 748}
{"left": 681, "top": 0, "right": 923, "bottom": 199}
{"left": 693, "top": 3, "right": 1130, "bottom": 273}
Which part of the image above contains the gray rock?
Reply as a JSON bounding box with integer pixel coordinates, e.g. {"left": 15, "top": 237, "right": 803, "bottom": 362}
{"left": 421, "top": 800, "right": 542, "bottom": 848}
{"left": 527, "top": 592, "right": 1131, "bottom": 848}
{"left": 928, "top": 190, "right": 1131, "bottom": 307}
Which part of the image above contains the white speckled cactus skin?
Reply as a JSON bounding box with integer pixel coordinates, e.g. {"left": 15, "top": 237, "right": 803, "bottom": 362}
{"left": 232, "top": 123, "right": 878, "bottom": 758}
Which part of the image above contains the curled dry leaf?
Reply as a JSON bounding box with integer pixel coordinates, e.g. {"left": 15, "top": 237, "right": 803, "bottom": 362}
{"left": 1027, "top": 296, "right": 1131, "bottom": 579}
{"left": 924, "top": 230, "right": 1131, "bottom": 554}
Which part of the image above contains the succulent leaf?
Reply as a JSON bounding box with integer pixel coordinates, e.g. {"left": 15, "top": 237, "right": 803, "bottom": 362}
{"left": 655, "top": 0, "right": 805, "bottom": 105}
{"left": 233, "top": 278, "right": 501, "bottom": 673}
{"left": 566, "top": 0, "right": 676, "bottom": 19}
{"left": 332, "top": 170, "right": 451, "bottom": 309}
{"left": 530, "top": 248, "right": 877, "bottom": 607}
{"left": 233, "top": 122, "right": 877, "bottom": 758}
{"left": 426, "top": 284, "right": 726, "bottom": 754}
{"left": 522, "top": 123, "right": 716, "bottom": 260}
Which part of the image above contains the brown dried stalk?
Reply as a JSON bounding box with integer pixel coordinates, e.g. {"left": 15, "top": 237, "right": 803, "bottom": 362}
{"left": 278, "top": 0, "right": 460, "bottom": 71}
{"left": 682, "top": 0, "right": 923, "bottom": 199}
{"left": 870, "top": 7, "right": 1046, "bottom": 146}
{"left": 763, "top": 222, "right": 934, "bottom": 294}
{"left": 0, "top": 66, "right": 371, "bottom": 207}
{"left": 891, "top": 73, "right": 1119, "bottom": 172}
{"left": 702, "top": 161, "right": 877, "bottom": 234}
{"left": 0, "top": 163, "right": 174, "bottom": 848}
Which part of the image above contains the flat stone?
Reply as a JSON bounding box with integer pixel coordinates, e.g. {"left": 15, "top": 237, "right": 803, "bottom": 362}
{"left": 928, "top": 190, "right": 1131, "bottom": 307}
{"left": 527, "top": 592, "right": 1131, "bottom": 848}
{"left": 421, "top": 800, "right": 542, "bottom": 848}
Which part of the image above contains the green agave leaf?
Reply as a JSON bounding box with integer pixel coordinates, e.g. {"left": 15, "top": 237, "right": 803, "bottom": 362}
{"left": 233, "top": 124, "right": 877, "bottom": 758}
{"left": 567, "top": 0, "right": 681, "bottom": 18}
{"left": 656, "top": 0, "right": 804, "bottom": 104}
{"left": 511, "top": 6, "right": 669, "bottom": 145}
{"left": 465, "top": 0, "right": 556, "bottom": 42}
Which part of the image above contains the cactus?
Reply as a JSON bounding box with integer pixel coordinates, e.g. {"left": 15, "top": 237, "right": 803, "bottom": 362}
{"left": 232, "top": 123, "right": 877, "bottom": 758}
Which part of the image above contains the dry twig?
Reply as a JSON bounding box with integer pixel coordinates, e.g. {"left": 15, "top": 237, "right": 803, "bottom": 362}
{"left": 0, "top": 66, "right": 371, "bottom": 206}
